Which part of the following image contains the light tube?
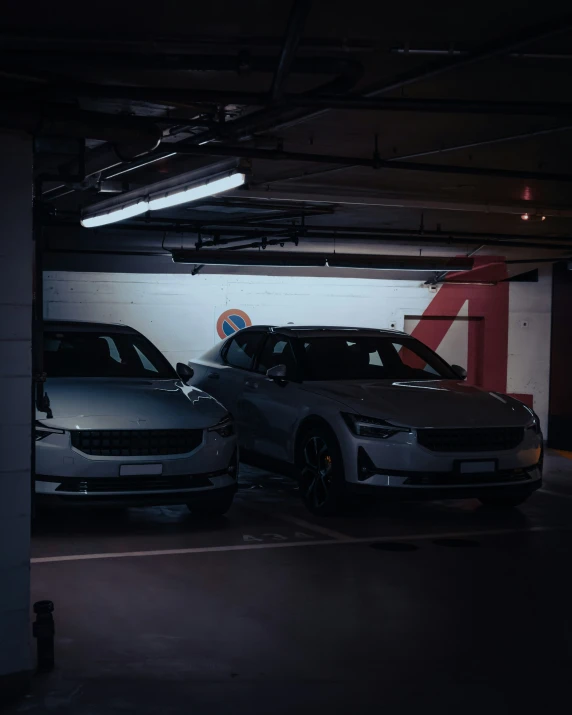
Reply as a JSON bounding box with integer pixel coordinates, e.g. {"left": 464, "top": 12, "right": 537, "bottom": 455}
{"left": 147, "top": 172, "right": 245, "bottom": 211}
{"left": 80, "top": 200, "right": 149, "bottom": 228}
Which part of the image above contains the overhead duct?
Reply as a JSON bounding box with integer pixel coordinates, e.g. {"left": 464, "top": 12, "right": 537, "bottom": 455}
{"left": 171, "top": 250, "right": 474, "bottom": 272}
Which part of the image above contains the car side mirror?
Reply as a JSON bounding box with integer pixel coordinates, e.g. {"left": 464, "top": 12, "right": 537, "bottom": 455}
{"left": 266, "top": 364, "right": 287, "bottom": 380}
{"left": 451, "top": 364, "right": 467, "bottom": 380}
{"left": 176, "top": 362, "right": 194, "bottom": 384}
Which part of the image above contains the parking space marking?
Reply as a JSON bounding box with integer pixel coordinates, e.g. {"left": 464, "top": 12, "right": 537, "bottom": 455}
{"left": 539, "top": 488, "right": 572, "bottom": 500}
{"left": 242, "top": 532, "right": 315, "bottom": 542}
{"left": 239, "top": 502, "right": 353, "bottom": 541}
{"left": 31, "top": 525, "right": 564, "bottom": 564}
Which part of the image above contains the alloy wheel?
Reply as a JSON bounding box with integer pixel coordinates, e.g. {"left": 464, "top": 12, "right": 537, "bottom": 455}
{"left": 301, "top": 435, "right": 333, "bottom": 508}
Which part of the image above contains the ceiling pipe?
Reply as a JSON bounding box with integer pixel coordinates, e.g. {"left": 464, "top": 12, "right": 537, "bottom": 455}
{"left": 390, "top": 46, "right": 572, "bottom": 61}
{"left": 172, "top": 143, "right": 572, "bottom": 183}
{"left": 171, "top": 250, "right": 474, "bottom": 271}
{"left": 270, "top": 0, "right": 312, "bottom": 101}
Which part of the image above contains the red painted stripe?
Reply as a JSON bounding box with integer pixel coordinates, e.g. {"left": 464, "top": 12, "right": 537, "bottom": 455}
{"left": 408, "top": 256, "right": 510, "bottom": 393}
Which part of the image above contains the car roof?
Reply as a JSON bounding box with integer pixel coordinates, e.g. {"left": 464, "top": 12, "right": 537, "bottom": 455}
{"left": 240, "top": 325, "right": 410, "bottom": 338}
{"left": 44, "top": 320, "right": 141, "bottom": 335}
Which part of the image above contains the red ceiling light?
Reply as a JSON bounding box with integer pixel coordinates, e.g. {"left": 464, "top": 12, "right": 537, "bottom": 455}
{"left": 520, "top": 212, "right": 547, "bottom": 223}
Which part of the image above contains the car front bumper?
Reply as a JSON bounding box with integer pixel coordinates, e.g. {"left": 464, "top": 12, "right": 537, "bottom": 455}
{"left": 345, "top": 468, "right": 542, "bottom": 501}
{"left": 35, "top": 428, "right": 238, "bottom": 507}
{"left": 35, "top": 480, "right": 238, "bottom": 508}
{"left": 336, "top": 420, "right": 543, "bottom": 499}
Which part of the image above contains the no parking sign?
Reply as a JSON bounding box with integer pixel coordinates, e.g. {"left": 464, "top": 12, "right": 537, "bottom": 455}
{"left": 216, "top": 309, "right": 252, "bottom": 339}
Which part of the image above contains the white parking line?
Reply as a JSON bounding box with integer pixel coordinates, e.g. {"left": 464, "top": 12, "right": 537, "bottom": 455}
{"left": 240, "top": 502, "right": 352, "bottom": 541}
{"left": 539, "top": 488, "right": 572, "bottom": 500}
{"left": 31, "top": 525, "right": 563, "bottom": 564}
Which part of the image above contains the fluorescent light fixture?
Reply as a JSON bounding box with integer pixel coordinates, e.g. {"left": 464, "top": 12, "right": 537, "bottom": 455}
{"left": 80, "top": 200, "right": 149, "bottom": 228}
{"left": 81, "top": 171, "right": 245, "bottom": 228}
{"left": 148, "top": 172, "right": 245, "bottom": 211}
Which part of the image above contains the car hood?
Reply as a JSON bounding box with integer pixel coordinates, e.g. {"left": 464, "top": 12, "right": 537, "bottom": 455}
{"left": 36, "top": 378, "right": 226, "bottom": 430}
{"left": 300, "top": 379, "right": 531, "bottom": 428}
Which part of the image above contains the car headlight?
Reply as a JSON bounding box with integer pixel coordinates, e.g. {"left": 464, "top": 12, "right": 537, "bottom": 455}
{"left": 35, "top": 421, "right": 65, "bottom": 441}
{"left": 341, "top": 412, "right": 410, "bottom": 439}
{"left": 207, "top": 414, "right": 234, "bottom": 438}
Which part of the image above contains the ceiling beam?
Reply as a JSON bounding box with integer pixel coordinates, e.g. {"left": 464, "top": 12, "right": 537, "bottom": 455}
{"left": 173, "top": 144, "right": 572, "bottom": 183}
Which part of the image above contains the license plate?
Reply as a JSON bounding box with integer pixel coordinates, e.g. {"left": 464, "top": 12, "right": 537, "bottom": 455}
{"left": 120, "top": 464, "right": 163, "bottom": 476}
{"left": 459, "top": 461, "right": 496, "bottom": 474}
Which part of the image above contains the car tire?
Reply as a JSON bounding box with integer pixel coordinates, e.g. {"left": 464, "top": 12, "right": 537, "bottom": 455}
{"left": 479, "top": 495, "right": 529, "bottom": 509}
{"left": 187, "top": 491, "right": 235, "bottom": 517}
{"left": 296, "top": 423, "right": 346, "bottom": 516}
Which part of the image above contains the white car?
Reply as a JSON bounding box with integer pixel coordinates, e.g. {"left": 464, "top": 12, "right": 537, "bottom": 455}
{"left": 189, "top": 326, "right": 542, "bottom": 515}
{"left": 35, "top": 321, "right": 238, "bottom": 515}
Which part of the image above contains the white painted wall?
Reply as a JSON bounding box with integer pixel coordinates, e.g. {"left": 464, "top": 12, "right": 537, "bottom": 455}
{"left": 0, "top": 132, "right": 32, "bottom": 683}
{"left": 507, "top": 267, "right": 552, "bottom": 436}
{"left": 44, "top": 269, "right": 552, "bottom": 432}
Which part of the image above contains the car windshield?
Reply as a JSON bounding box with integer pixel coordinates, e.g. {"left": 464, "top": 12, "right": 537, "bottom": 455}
{"left": 44, "top": 330, "right": 178, "bottom": 379}
{"left": 296, "top": 335, "right": 458, "bottom": 381}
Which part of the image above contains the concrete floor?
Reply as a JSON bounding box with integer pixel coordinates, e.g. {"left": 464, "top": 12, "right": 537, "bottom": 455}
{"left": 9, "top": 452, "right": 572, "bottom": 714}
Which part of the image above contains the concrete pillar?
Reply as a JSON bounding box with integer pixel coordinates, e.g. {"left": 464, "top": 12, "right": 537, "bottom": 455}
{"left": 0, "top": 132, "right": 33, "bottom": 696}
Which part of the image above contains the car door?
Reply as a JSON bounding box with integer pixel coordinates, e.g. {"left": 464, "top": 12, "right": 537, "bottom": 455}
{"left": 204, "top": 331, "right": 266, "bottom": 448}
{"left": 240, "top": 333, "right": 303, "bottom": 463}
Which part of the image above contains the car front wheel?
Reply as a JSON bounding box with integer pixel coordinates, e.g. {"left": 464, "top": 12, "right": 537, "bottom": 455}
{"left": 297, "top": 424, "right": 346, "bottom": 516}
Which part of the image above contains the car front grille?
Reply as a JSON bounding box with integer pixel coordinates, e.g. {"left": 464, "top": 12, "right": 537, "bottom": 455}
{"left": 416, "top": 427, "right": 524, "bottom": 453}
{"left": 52, "top": 473, "right": 219, "bottom": 493}
{"left": 70, "top": 429, "right": 203, "bottom": 456}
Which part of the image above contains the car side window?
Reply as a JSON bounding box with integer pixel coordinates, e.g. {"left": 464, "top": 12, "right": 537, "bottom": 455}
{"left": 224, "top": 332, "right": 265, "bottom": 371}
{"left": 257, "top": 335, "right": 298, "bottom": 378}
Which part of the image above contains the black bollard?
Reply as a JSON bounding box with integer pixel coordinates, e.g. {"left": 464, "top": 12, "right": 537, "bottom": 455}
{"left": 33, "top": 600, "right": 55, "bottom": 672}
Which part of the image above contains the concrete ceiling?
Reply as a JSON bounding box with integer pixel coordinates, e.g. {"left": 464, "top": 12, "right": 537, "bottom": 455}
{"left": 7, "top": 0, "right": 572, "bottom": 270}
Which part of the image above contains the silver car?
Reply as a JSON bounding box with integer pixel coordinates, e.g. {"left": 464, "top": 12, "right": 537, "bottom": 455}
{"left": 35, "top": 321, "right": 238, "bottom": 515}
{"left": 189, "top": 326, "right": 542, "bottom": 515}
